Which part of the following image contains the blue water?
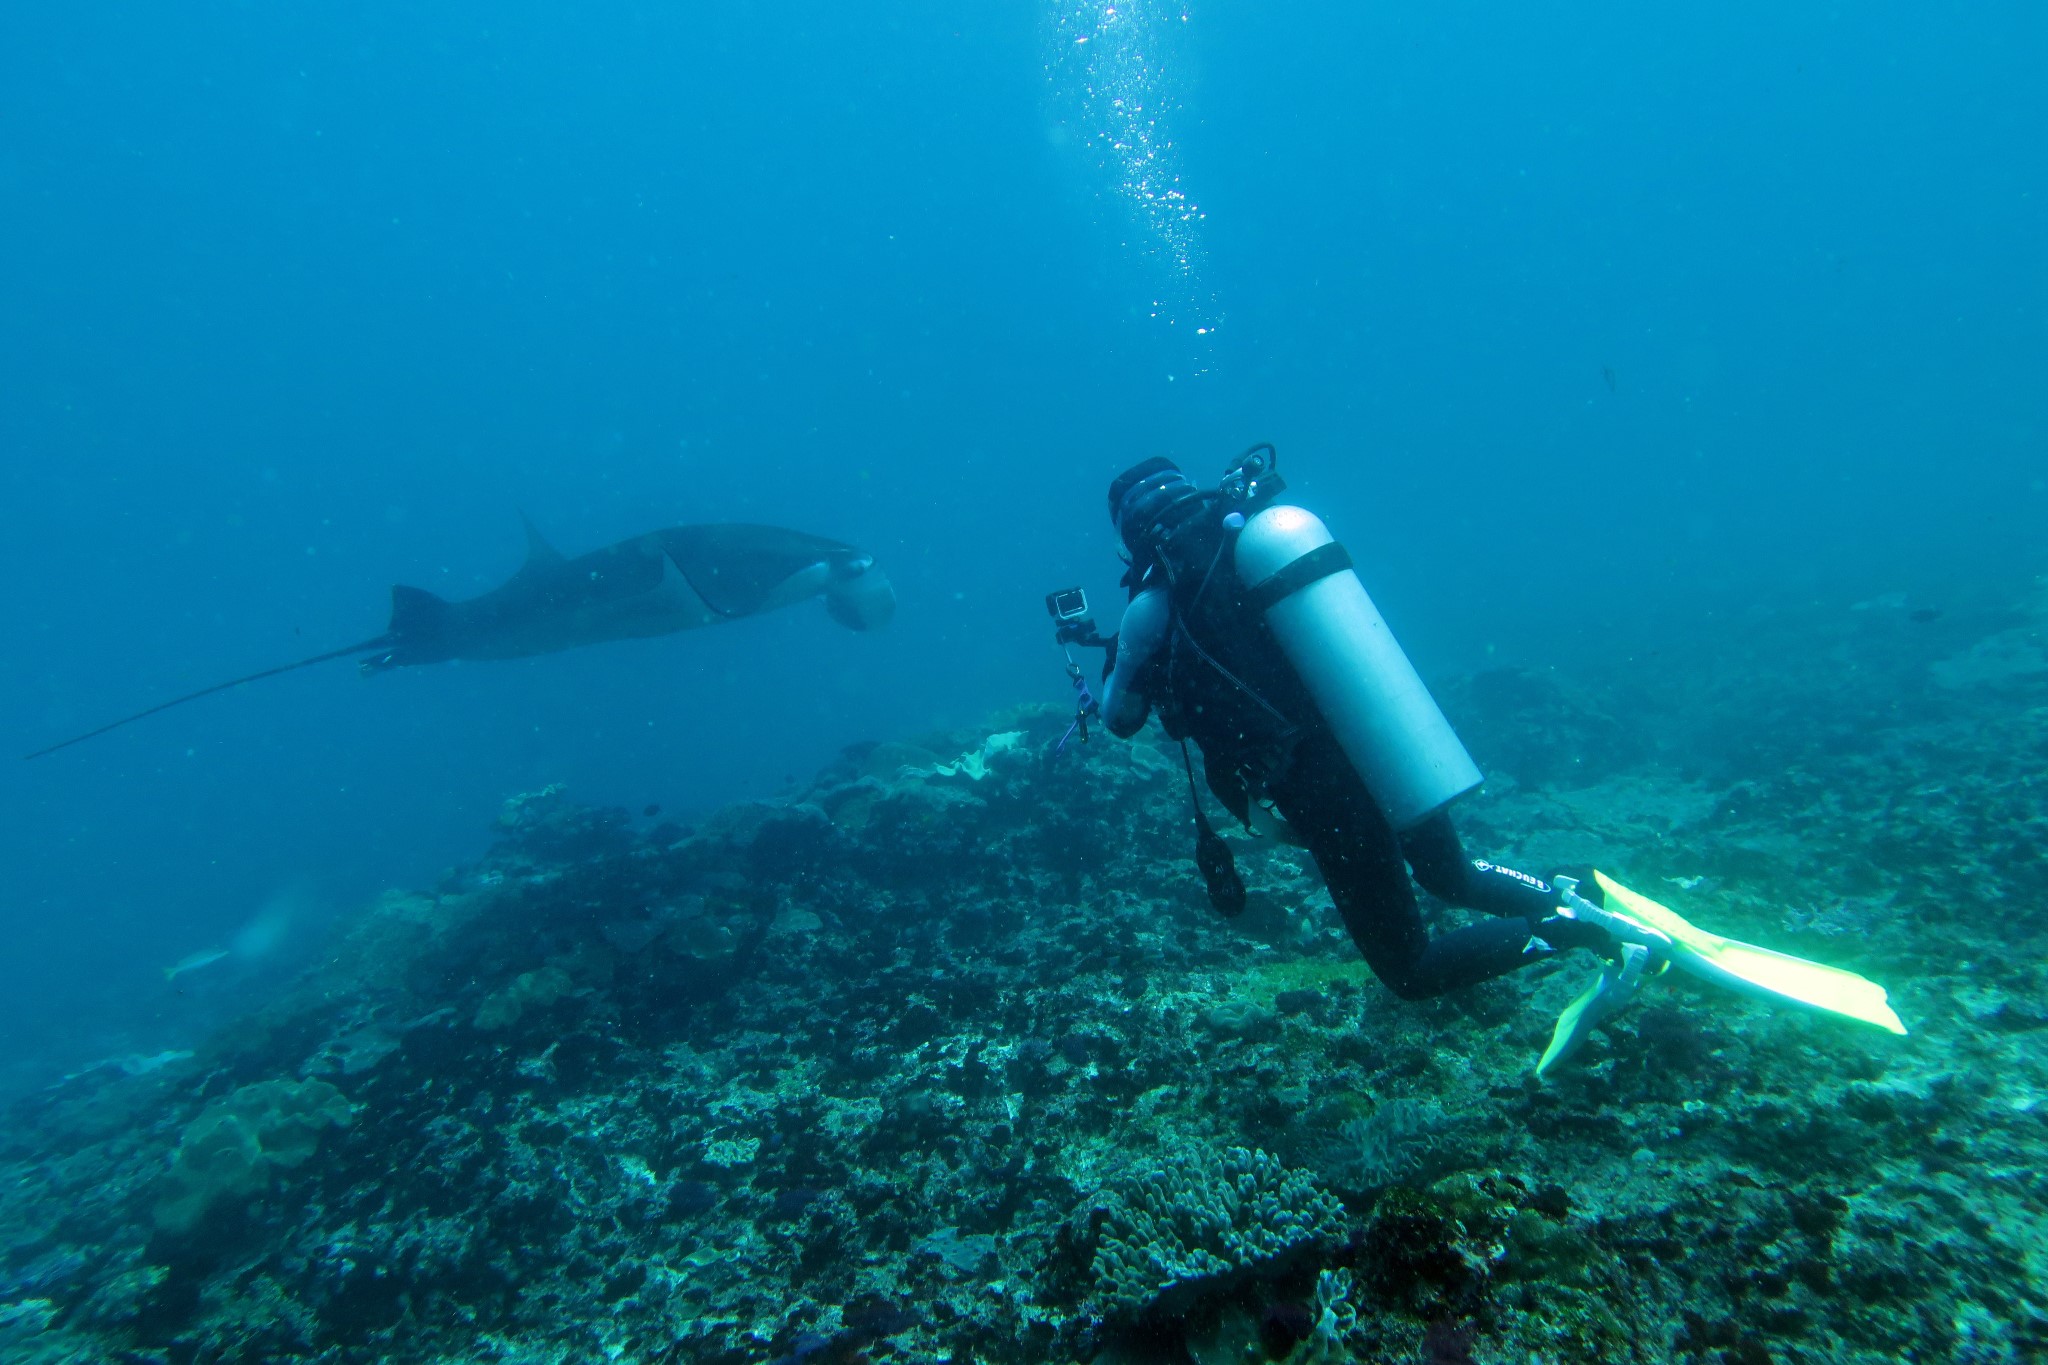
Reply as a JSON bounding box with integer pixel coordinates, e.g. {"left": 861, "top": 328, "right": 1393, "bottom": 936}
{"left": 2, "top": 2, "right": 2041, "bottom": 1090}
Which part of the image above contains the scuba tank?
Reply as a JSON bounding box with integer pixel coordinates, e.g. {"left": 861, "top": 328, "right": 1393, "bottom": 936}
{"left": 1233, "top": 502, "right": 1482, "bottom": 830}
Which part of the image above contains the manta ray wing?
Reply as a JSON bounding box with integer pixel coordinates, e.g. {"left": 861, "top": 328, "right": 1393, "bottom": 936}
{"left": 656, "top": 524, "right": 854, "bottom": 619}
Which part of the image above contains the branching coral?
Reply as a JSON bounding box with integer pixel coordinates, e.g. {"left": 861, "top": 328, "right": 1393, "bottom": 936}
{"left": 1091, "top": 1146, "right": 1347, "bottom": 1320}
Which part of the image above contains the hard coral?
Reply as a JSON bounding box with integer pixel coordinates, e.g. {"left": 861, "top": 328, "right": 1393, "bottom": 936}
{"left": 152, "top": 1078, "right": 353, "bottom": 1234}
{"left": 1090, "top": 1146, "right": 1347, "bottom": 1323}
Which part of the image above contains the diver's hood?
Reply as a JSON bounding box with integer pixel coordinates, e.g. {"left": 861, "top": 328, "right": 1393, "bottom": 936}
{"left": 1116, "top": 468, "right": 1208, "bottom": 560}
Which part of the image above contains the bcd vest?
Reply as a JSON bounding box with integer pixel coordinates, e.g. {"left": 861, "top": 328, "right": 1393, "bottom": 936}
{"left": 1136, "top": 513, "right": 1324, "bottom": 823}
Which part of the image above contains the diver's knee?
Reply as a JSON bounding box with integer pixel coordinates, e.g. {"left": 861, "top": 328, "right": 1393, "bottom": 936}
{"left": 1370, "top": 960, "right": 1438, "bottom": 1001}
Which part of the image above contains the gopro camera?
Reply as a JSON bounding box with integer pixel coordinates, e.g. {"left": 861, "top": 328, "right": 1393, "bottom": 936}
{"left": 1046, "top": 587, "right": 1089, "bottom": 622}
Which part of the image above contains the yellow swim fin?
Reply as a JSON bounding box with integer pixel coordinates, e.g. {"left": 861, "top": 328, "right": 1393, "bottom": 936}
{"left": 1592, "top": 872, "right": 1908, "bottom": 1036}
{"left": 1535, "top": 940, "right": 1657, "bottom": 1080}
{"left": 1533, "top": 872, "right": 1908, "bottom": 1079}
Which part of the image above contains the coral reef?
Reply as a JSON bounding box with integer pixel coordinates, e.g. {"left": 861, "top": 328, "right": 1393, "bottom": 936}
{"left": 1088, "top": 1146, "right": 1346, "bottom": 1322}
{"left": 153, "top": 1078, "right": 355, "bottom": 1234}
{"left": 0, "top": 584, "right": 2044, "bottom": 1362}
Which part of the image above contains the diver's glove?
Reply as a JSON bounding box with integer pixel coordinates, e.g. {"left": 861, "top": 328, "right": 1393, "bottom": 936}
{"left": 1532, "top": 871, "right": 1908, "bottom": 1081}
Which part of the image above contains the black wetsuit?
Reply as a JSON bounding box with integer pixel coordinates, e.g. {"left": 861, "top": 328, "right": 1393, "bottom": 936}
{"left": 1102, "top": 520, "right": 1562, "bottom": 1000}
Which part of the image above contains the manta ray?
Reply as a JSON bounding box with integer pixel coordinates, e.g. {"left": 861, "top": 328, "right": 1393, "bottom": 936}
{"left": 26, "top": 519, "right": 895, "bottom": 759}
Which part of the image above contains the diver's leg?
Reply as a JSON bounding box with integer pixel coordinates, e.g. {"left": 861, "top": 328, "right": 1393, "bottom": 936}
{"left": 1402, "top": 813, "right": 1561, "bottom": 920}
{"left": 1404, "top": 812, "right": 1618, "bottom": 955}
{"left": 1275, "top": 747, "right": 1543, "bottom": 1000}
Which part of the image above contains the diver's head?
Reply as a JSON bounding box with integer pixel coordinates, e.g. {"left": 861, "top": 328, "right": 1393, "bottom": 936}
{"left": 1107, "top": 458, "right": 1203, "bottom": 562}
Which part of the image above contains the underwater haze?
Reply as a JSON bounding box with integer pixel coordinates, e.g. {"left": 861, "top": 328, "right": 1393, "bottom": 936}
{"left": 0, "top": 2, "right": 2044, "bottom": 1359}
{"left": 7, "top": 2, "right": 2039, "bottom": 1076}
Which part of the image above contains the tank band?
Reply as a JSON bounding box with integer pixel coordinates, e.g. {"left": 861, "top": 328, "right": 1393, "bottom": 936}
{"left": 1247, "top": 541, "right": 1353, "bottom": 611}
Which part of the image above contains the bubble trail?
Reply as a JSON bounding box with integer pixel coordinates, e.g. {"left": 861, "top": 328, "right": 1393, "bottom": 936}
{"left": 1048, "top": 0, "right": 1220, "bottom": 344}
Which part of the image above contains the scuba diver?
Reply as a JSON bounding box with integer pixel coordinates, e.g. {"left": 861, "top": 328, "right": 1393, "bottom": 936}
{"left": 1061, "top": 446, "right": 1905, "bottom": 1075}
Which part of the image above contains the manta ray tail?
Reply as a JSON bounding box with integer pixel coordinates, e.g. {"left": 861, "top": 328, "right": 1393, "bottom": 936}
{"left": 23, "top": 633, "right": 392, "bottom": 760}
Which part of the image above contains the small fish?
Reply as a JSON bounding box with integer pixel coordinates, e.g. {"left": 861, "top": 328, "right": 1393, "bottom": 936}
{"left": 1601, "top": 365, "right": 1617, "bottom": 393}
{"left": 642, "top": 803, "right": 662, "bottom": 818}
{"left": 1908, "top": 607, "right": 1941, "bottom": 624}
{"left": 163, "top": 947, "right": 230, "bottom": 982}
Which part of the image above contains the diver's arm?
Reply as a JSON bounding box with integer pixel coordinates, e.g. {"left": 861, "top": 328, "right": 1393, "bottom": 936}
{"left": 1100, "top": 587, "right": 1168, "bottom": 738}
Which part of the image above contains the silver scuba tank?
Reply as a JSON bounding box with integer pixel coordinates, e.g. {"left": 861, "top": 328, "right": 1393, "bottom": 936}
{"left": 1233, "top": 504, "right": 1482, "bottom": 829}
